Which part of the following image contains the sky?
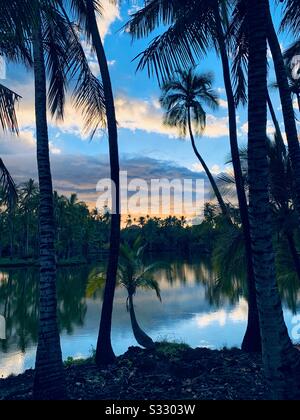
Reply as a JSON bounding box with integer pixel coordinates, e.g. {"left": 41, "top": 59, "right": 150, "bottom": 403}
{"left": 0, "top": 0, "right": 299, "bottom": 217}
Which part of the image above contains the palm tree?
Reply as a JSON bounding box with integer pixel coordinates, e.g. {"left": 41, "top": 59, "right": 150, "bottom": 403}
{"left": 118, "top": 242, "right": 162, "bottom": 349}
{"left": 160, "top": 68, "right": 229, "bottom": 219}
{"left": 1, "top": 0, "right": 107, "bottom": 399}
{"left": 231, "top": 0, "right": 300, "bottom": 224}
{"left": 247, "top": 0, "right": 300, "bottom": 400}
{"left": 31, "top": 6, "right": 66, "bottom": 399}
{"left": 126, "top": 0, "right": 261, "bottom": 353}
{"left": 219, "top": 139, "right": 300, "bottom": 283}
{"left": 67, "top": 0, "right": 121, "bottom": 366}
{"left": 87, "top": 240, "right": 164, "bottom": 349}
{"left": 0, "top": 6, "right": 24, "bottom": 259}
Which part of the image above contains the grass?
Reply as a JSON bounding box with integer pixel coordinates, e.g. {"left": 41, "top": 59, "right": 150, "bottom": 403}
{"left": 156, "top": 340, "right": 190, "bottom": 358}
{"left": 64, "top": 347, "right": 96, "bottom": 367}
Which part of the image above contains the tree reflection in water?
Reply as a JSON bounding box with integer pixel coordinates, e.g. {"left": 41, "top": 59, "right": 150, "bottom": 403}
{"left": 0, "top": 256, "right": 299, "bottom": 357}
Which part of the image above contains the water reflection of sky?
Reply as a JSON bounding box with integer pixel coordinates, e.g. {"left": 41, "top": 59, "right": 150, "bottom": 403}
{"left": 0, "top": 263, "right": 299, "bottom": 379}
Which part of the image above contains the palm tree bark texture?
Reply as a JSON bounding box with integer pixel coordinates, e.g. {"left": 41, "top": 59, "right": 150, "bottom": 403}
{"left": 212, "top": 1, "right": 261, "bottom": 353}
{"left": 32, "top": 10, "right": 65, "bottom": 400}
{"left": 84, "top": 0, "right": 121, "bottom": 367}
{"left": 247, "top": 0, "right": 300, "bottom": 400}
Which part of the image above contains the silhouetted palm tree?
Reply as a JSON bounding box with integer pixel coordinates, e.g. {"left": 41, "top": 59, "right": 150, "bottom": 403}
{"left": 247, "top": 0, "right": 300, "bottom": 400}
{"left": 118, "top": 242, "right": 162, "bottom": 349}
{"left": 34, "top": 5, "right": 107, "bottom": 398}
{"left": 2, "top": 0, "right": 106, "bottom": 399}
{"left": 231, "top": 0, "right": 300, "bottom": 224}
{"left": 67, "top": 0, "right": 121, "bottom": 366}
{"left": 87, "top": 240, "right": 164, "bottom": 349}
{"left": 160, "top": 68, "right": 229, "bottom": 218}
{"left": 126, "top": 0, "right": 260, "bottom": 352}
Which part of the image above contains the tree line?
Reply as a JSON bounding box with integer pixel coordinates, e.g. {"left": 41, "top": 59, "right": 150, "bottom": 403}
{"left": 0, "top": 181, "right": 222, "bottom": 261}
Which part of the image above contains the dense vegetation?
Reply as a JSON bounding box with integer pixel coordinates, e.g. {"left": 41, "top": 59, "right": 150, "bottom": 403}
{"left": 0, "top": 181, "right": 224, "bottom": 261}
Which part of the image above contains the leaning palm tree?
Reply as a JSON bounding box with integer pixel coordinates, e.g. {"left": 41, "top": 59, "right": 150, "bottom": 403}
{"left": 87, "top": 240, "right": 164, "bottom": 349}
{"left": 66, "top": 0, "right": 121, "bottom": 366}
{"left": 125, "top": 0, "right": 260, "bottom": 353}
{"left": 247, "top": 0, "right": 300, "bottom": 400}
{"left": 126, "top": 0, "right": 261, "bottom": 353}
{"left": 160, "top": 68, "right": 229, "bottom": 219}
{"left": 118, "top": 242, "right": 162, "bottom": 349}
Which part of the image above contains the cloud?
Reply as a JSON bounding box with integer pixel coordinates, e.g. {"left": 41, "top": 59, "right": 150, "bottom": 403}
{"left": 210, "top": 164, "right": 221, "bottom": 175}
{"left": 115, "top": 96, "right": 229, "bottom": 139}
{"left": 218, "top": 99, "right": 228, "bottom": 109}
{"left": 0, "top": 129, "right": 35, "bottom": 155}
{"left": 240, "top": 120, "right": 276, "bottom": 137}
{"left": 8, "top": 74, "right": 230, "bottom": 142}
{"left": 97, "top": 0, "right": 121, "bottom": 41}
{"left": 195, "top": 299, "right": 248, "bottom": 328}
{"left": 1, "top": 153, "right": 210, "bottom": 212}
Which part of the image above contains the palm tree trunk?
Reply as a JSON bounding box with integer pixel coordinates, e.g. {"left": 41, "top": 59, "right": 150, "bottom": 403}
{"left": 85, "top": 0, "right": 121, "bottom": 366}
{"left": 187, "top": 108, "right": 229, "bottom": 219}
{"left": 267, "top": 91, "right": 286, "bottom": 152}
{"left": 32, "top": 13, "right": 65, "bottom": 400}
{"left": 128, "top": 294, "right": 155, "bottom": 349}
{"left": 248, "top": 0, "right": 300, "bottom": 400}
{"left": 213, "top": 2, "right": 261, "bottom": 353}
{"left": 267, "top": 5, "right": 300, "bottom": 221}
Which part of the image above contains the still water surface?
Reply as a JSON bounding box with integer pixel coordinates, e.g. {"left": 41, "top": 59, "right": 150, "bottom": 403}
{"left": 0, "top": 258, "right": 299, "bottom": 378}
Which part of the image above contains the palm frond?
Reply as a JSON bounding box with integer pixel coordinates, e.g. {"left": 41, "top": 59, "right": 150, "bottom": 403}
{"left": 0, "top": 158, "right": 17, "bottom": 209}
{"left": 280, "top": 0, "right": 300, "bottom": 35}
{"left": 46, "top": 3, "right": 107, "bottom": 135}
{"left": 136, "top": 276, "right": 162, "bottom": 302}
{"left": 0, "top": 84, "right": 21, "bottom": 133}
{"left": 127, "top": 0, "right": 214, "bottom": 84}
{"left": 0, "top": 0, "right": 33, "bottom": 66}
{"left": 228, "top": 0, "right": 248, "bottom": 106}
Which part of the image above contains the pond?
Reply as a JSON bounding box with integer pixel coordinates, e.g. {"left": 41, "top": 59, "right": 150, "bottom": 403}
{"left": 1, "top": 257, "right": 300, "bottom": 378}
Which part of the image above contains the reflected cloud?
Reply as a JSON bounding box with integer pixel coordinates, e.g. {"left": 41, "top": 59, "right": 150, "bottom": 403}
{"left": 195, "top": 299, "right": 248, "bottom": 329}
